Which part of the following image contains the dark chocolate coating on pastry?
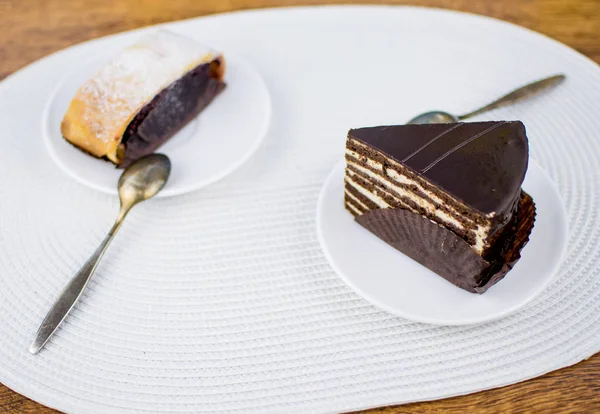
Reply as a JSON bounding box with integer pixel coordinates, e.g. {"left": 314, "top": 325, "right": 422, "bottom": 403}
{"left": 119, "top": 59, "right": 226, "bottom": 168}
{"left": 355, "top": 191, "right": 536, "bottom": 294}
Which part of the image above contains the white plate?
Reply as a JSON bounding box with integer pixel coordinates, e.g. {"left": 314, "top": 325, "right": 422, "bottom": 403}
{"left": 43, "top": 49, "right": 271, "bottom": 197}
{"left": 317, "top": 159, "right": 568, "bottom": 325}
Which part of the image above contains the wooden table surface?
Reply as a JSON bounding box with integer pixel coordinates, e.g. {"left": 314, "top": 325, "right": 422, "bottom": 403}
{"left": 1, "top": 0, "right": 599, "bottom": 412}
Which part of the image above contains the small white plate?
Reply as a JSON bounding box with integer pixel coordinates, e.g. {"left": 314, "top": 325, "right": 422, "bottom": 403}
{"left": 317, "top": 159, "right": 568, "bottom": 325}
{"left": 43, "top": 51, "right": 271, "bottom": 197}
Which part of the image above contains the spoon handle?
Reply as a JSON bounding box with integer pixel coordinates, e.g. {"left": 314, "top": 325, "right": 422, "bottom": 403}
{"left": 458, "top": 74, "right": 566, "bottom": 120}
{"left": 29, "top": 215, "right": 126, "bottom": 354}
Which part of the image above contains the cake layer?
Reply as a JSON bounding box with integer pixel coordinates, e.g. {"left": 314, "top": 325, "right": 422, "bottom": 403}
{"left": 345, "top": 199, "right": 363, "bottom": 217}
{"left": 348, "top": 122, "right": 529, "bottom": 216}
{"left": 344, "top": 182, "right": 370, "bottom": 210}
{"left": 346, "top": 137, "right": 513, "bottom": 233}
{"left": 344, "top": 153, "right": 482, "bottom": 229}
{"left": 344, "top": 189, "right": 368, "bottom": 217}
{"left": 345, "top": 153, "right": 474, "bottom": 225}
{"left": 345, "top": 140, "right": 504, "bottom": 254}
{"left": 344, "top": 170, "right": 481, "bottom": 248}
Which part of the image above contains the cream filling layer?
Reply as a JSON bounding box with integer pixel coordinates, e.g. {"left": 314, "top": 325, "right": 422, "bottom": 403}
{"left": 347, "top": 167, "right": 467, "bottom": 231}
{"left": 346, "top": 148, "right": 447, "bottom": 208}
{"left": 346, "top": 148, "right": 476, "bottom": 223}
{"left": 344, "top": 176, "right": 390, "bottom": 208}
{"left": 345, "top": 200, "right": 363, "bottom": 216}
{"left": 347, "top": 163, "right": 466, "bottom": 230}
{"left": 344, "top": 187, "right": 370, "bottom": 211}
{"left": 347, "top": 140, "right": 497, "bottom": 219}
{"left": 346, "top": 162, "right": 488, "bottom": 253}
{"left": 345, "top": 147, "right": 494, "bottom": 242}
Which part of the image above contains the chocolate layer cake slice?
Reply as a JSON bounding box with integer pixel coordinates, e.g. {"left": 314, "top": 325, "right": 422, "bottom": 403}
{"left": 345, "top": 121, "right": 536, "bottom": 293}
{"left": 61, "top": 30, "right": 226, "bottom": 168}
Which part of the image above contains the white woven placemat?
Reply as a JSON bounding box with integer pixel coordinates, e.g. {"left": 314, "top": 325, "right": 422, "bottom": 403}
{"left": 1, "top": 6, "right": 599, "bottom": 413}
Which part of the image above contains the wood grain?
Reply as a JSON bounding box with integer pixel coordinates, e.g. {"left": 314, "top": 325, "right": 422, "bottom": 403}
{"left": 1, "top": 0, "right": 599, "bottom": 412}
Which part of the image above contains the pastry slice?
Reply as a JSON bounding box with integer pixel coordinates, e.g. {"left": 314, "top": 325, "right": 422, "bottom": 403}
{"left": 61, "top": 29, "right": 226, "bottom": 167}
{"left": 344, "top": 121, "right": 536, "bottom": 293}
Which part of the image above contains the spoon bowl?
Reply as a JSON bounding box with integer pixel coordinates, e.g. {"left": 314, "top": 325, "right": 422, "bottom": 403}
{"left": 407, "top": 111, "right": 458, "bottom": 125}
{"left": 118, "top": 154, "right": 171, "bottom": 203}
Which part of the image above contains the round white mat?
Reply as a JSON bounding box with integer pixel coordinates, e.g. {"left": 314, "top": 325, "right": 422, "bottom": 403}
{"left": 1, "top": 6, "right": 599, "bottom": 413}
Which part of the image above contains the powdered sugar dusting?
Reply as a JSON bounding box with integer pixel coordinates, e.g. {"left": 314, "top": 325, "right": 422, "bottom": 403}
{"left": 70, "top": 30, "right": 217, "bottom": 154}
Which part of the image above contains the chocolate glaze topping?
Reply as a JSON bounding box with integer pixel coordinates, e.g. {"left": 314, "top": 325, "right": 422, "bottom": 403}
{"left": 349, "top": 121, "right": 529, "bottom": 215}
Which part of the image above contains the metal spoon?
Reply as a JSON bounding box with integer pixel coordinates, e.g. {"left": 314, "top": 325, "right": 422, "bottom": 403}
{"left": 30, "top": 153, "right": 171, "bottom": 354}
{"left": 407, "top": 74, "right": 566, "bottom": 124}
